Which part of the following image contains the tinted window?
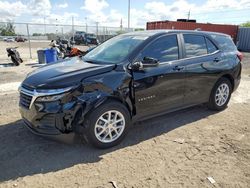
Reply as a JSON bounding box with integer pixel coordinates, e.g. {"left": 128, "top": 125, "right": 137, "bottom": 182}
{"left": 184, "top": 34, "right": 207, "bottom": 57}
{"left": 141, "top": 35, "right": 179, "bottom": 62}
{"left": 210, "top": 34, "right": 237, "bottom": 51}
{"left": 206, "top": 38, "right": 218, "bottom": 53}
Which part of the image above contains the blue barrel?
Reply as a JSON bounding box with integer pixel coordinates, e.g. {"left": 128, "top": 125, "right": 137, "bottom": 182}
{"left": 44, "top": 48, "right": 57, "bottom": 63}
{"left": 37, "top": 50, "right": 46, "bottom": 64}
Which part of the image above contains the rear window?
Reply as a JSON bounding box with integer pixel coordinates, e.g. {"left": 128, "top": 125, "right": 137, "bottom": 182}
{"left": 183, "top": 34, "right": 207, "bottom": 58}
{"left": 210, "top": 34, "right": 237, "bottom": 51}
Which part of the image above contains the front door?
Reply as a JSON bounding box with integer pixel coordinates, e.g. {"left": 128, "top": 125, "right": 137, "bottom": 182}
{"left": 132, "top": 34, "right": 186, "bottom": 119}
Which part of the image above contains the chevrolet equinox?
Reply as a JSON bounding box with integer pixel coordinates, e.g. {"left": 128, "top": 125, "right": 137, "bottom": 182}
{"left": 19, "top": 30, "right": 242, "bottom": 148}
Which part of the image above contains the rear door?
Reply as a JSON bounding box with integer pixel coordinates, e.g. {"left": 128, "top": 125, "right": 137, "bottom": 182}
{"left": 181, "top": 34, "right": 222, "bottom": 105}
{"left": 132, "top": 34, "right": 186, "bottom": 118}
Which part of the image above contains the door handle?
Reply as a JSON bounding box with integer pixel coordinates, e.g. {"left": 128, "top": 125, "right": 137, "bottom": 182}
{"left": 213, "top": 57, "right": 220, "bottom": 62}
{"left": 173, "top": 66, "right": 185, "bottom": 71}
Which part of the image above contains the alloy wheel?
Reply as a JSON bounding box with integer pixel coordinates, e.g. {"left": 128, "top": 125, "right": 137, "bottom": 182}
{"left": 94, "top": 110, "right": 125, "bottom": 143}
{"left": 215, "top": 83, "right": 229, "bottom": 106}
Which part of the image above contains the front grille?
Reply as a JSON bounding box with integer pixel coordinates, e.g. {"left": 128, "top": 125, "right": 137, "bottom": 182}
{"left": 20, "top": 92, "right": 32, "bottom": 109}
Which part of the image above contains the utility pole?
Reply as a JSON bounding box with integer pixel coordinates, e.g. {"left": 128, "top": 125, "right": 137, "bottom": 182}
{"left": 72, "top": 16, "right": 74, "bottom": 42}
{"left": 85, "top": 17, "right": 88, "bottom": 33}
{"left": 187, "top": 9, "right": 191, "bottom": 21}
{"left": 56, "top": 18, "right": 58, "bottom": 36}
{"left": 44, "top": 16, "right": 46, "bottom": 35}
{"left": 96, "top": 22, "right": 99, "bottom": 36}
{"left": 128, "top": 0, "right": 130, "bottom": 30}
{"left": 120, "top": 18, "right": 123, "bottom": 30}
{"left": 26, "top": 24, "right": 32, "bottom": 59}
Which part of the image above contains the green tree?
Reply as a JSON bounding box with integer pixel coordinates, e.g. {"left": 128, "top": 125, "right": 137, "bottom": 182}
{"left": 116, "top": 30, "right": 126, "bottom": 35}
{"left": 241, "top": 21, "right": 250, "bottom": 27}
{"left": 46, "top": 33, "right": 57, "bottom": 40}
{"left": 134, "top": 28, "right": 145, "bottom": 31}
{"left": 0, "top": 22, "right": 16, "bottom": 36}
{"left": 32, "top": 33, "right": 43, "bottom": 36}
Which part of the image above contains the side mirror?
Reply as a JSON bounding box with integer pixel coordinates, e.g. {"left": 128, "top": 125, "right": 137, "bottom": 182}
{"left": 130, "top": 61, "right": 143, "bottom": 71}
{"left": 130, "top": 57, "right": 159, "bottom": 71}
{"left": 142, "top": 57, "right": 159, "bottom": 67}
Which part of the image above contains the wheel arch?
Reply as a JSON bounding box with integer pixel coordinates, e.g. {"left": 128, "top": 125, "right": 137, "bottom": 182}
{"left": 71, "top": 95, "right": 133, "bottom": 134}
{"left": 221, "top": 74, "right": 234, "bottom": 90}
{"left": 93, "top": 96, "right": 133, "bottom": 118}
{"left": 208, "top": 73, "right": 234, "bottom": 103}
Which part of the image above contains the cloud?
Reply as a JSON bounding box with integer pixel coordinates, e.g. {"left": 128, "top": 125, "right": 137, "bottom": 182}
{"left": 81, "top": 0, "right": 109, "bottom": 13}
{"left": 80, "top": 0, "right": 112, "bottom": 25}
{"left": 143, "top": 0, "right": 195, "bottom": 21}
{"left": 240, "top": 0, "right": 250, "bottom": 6}
{"left": 58, "top": 2, "right": 68, "bottom": 9}
{"left": 129, "top": 0, "right": 250, "bottom": 27}
{"left": 28, "top": 12, "right": 80, "bottom": 35}
{"left": 28, "top": 0, "right": 52, "bottom": 16}
{"left": 78, "top": 0, "right": 250, "bottom": 28}
{"left": 1, "top": 0, "right": 250, "bottom": 29}
{"left": 31, "top": 12, "right": 79, "bottom": 25}
{"left": 0, "top": 1, "right": 27, "bottom": 21}
{"left": 80, "top": 0, "right": 224, "bottom": 27}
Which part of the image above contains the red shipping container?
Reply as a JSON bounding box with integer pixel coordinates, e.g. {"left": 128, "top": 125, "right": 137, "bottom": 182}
{"left": 146, "top": 21, "right": 239, "bottom": 42}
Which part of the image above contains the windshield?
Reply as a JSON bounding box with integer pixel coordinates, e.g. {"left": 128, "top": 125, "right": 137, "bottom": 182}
{"left": 83, "top": 35, "right": 148, "bottom": 64}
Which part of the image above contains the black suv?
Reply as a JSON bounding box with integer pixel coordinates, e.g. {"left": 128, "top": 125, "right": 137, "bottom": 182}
{"left": 19, "top": 30, "right": 242, "bottom": 148}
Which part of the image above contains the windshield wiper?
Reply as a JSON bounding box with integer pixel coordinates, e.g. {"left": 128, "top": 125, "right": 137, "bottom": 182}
{"left": 85, "top": 60, "right": 94, "bottom": 64}
{"left": 83, "top": 58, "right": 95, "bottom": 64}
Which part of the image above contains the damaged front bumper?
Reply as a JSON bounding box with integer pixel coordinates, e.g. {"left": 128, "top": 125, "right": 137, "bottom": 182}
{"left": 19, "top": 85, "right": 85, "bottom": 139}
{"left": 19, "top": 84, "right": 105, "bottom": 140}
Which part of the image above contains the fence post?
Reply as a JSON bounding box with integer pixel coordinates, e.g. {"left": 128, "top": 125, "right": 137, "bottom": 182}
{"left": 96, "top": 22, "right": 99, "bottom": 36}
{"left": 72, "top": 16, "right": 74, "bottom": 42}
{"left": 103, "top": 27, "right": 106, "bottom": 42}
{"left": 26, "top": 24, "right": 32, "bottom": 59}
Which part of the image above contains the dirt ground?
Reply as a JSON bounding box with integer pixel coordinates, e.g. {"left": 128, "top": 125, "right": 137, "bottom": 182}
{"left": 0, "top": 53, "right": 249, "bottom": 188}
{"left": 0, "top": 41, "right": 89, "bottom": 63}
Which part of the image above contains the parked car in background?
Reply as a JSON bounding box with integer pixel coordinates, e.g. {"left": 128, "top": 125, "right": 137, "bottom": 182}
{"left": 15, "top": 36, "right": 27, "bottom": 42}
{"left": 19, "top": 30, "right": 242, "bottom": 148}
{"left": 4, "top": 37, "right": 15, "bottom": 42}
{"left": 85, "top": 33, "right": 99, "bottom": 45}
{"left": 71, "top": 31, "right": 99, "bottom": 45}
{"left": 71, "top": 33, "right": 85, "bottom": 45}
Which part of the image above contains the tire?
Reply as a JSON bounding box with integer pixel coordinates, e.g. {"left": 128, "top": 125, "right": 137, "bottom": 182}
{"left": 11, "top": 56, "right": 19, "bottom": 66}
{"left": 83, "top": 100, "right": 131, "bottom": 149}
{"left": 208, "top": 77, "right": 232, "bottom": 111}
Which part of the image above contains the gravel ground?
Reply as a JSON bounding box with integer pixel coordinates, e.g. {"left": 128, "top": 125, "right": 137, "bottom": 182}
{"left": 0, "top": 41, "right": 89, "bottom": 63}
{"left": 0, "top": 53, "right": 249, "bottom": 188}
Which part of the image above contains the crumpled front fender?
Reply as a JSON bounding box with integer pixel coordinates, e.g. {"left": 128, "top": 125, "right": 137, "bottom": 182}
{"left": 68, "top": 71, "right": 134, "bottom": 134}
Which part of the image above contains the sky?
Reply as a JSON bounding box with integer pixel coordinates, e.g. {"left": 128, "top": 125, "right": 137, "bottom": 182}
{"left": 0, "top": 0, "right": 250, "bottom": 29}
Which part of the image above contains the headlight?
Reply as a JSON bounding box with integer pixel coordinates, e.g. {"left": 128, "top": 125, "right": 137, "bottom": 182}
{"left": 35, "top": 87, "right": 73, "bottom": 102}
{"left": 36, "top": 87, "right": 72, "bottom": 94}
{"left": 36, "top": 93, "right": 65, "bottom": 102}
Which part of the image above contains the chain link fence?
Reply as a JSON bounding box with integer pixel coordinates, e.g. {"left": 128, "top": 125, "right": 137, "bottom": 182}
{"left": 0, "top": 22, "right": 138, "bottom": 62}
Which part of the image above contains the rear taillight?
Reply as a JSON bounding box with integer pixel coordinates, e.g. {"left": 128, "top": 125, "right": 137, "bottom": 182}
{"left": 237, "top": 52, "right": 243, "bottom": 61}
